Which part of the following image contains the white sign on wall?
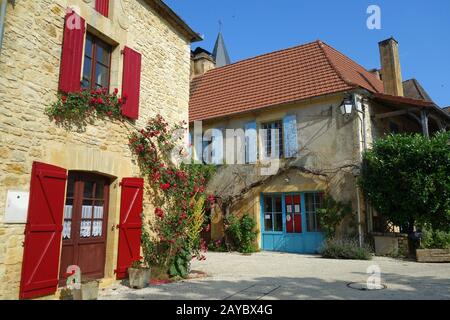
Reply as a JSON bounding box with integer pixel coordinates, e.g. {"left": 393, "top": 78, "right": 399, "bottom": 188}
{"left": 4, "top": 190, "right": 29, "bottom": 224}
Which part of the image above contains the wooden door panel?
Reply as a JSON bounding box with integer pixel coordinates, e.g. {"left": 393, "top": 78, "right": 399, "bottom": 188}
{"left": 116, "top": 178, "right": 144, "bottom": 280}
{"left": 20, "top": 162, "right": 67, "bottom": 300}
{"left": 59, "top": 173, "right": 109, "bottom": 286}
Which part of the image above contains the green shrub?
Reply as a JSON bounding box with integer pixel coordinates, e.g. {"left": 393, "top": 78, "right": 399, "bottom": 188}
{"left": 360, "top": 132, "right": 450, "bottom": 233}
{"left": 225, "top": 214, "right": 258, "bottom": 254}
{"left": 316, "top": 195, "right": 352, "bottom": 239}
{"left": 420, "top": 226, "right": 450, "bottom": 249}
{"left": 320, "top": 238, "right": 373, "bottom": 260}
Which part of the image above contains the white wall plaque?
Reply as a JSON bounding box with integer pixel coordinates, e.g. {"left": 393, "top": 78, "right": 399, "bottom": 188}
{"left": 4, "top": 190, "right": 29, "bottom": 224}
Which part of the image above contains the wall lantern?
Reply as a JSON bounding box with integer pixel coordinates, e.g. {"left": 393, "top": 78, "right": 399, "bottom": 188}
{"left": 340, "top": 97, "right": 354, "bottom": 116}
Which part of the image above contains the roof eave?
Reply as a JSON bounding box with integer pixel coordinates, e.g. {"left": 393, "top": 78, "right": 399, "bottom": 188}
{"left": 189, "top": 89, "right": 355, "bottom": 123}
{"left": 145, "top": 0, "right": 202, "bottom": 43}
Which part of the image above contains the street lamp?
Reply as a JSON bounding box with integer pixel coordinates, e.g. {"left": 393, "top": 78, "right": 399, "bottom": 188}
{"left": 340, "top": 97, "right": 354, "bottom": 116}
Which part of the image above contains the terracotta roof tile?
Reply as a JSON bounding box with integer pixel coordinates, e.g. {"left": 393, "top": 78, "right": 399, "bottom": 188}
{"left": 189, "top": 40, "right": 384, "bottom": 121}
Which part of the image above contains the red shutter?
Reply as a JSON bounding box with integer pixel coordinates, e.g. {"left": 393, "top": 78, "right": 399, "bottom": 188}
{"left": 19, "top": 162, "right": 67, "bottom": 300}
{"left": 95, "top": 0, "right": 110, "bottom": 17}
{"left": 285, "top": 196, "right": 294, "bottom": 233}
{"left": 116, "top": 178, "right": 144, "bottom": 280}
{"left": 58, "top": 10, "right": 85, "bottom": 93}
{"left": 121, "top": 47, "right": 142, "bottom": 120}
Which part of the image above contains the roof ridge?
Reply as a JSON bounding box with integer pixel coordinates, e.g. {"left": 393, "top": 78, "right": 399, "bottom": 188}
{"left": 203, "top": 39, "right": 323, "bottom": 74}
{"left": 320, "top": 41, "right": 384, "bottom": 93}
{"left": 317, "top": 41, "right": 358, "bottom": 89}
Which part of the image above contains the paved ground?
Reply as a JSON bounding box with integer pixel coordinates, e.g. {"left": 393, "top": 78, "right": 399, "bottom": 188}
{"left": 99, "top": 252, "right": 450, "bottom": 300}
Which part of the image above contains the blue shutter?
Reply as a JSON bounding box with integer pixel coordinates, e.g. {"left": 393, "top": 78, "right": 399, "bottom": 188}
{"left": 283, "top": 115, "right": 298, "bottom": 158}
{"left": 245, "top": 121, "right": 257, "bottom": 164}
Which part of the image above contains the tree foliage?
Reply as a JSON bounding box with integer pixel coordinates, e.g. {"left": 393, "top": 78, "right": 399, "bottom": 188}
{"left": 360, "top": 132, "right": 450, "bottom": 232}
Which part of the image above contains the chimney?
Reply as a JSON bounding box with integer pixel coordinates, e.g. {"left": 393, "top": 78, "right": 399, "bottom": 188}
{"left": 191, "top": 47, "right": 215, "bottom": 78}
{"left": 378, "top": 38, "right": 404, "bottom": 96}
{"left": 368, "top": 68, "right": 381, "bottom": 80}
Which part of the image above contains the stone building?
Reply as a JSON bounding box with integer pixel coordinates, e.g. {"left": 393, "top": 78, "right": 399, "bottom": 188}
{"left": 189, "top": 38, "right": 450, "bottom": 254}
{"left": 0, "top": 0, "right": 200, "bottom": 299}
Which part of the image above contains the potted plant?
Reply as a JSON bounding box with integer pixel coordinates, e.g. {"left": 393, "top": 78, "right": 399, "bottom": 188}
{"left": 72, "top": 277, "right": 100, "bottom": 300}
{"left": 128, "top": 260, "right": 151, "bottom": 289}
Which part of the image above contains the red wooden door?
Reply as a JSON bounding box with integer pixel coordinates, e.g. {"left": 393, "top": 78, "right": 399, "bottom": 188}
{"left": 115, "top": 178, "right": 144, "bottom": 279}
{"left": 285, "top": 195, "right": 302, "bottom": 234}
{"left": 19, "top": 162, "right": 67, "bottom": 300}
{"left": 59, "top": 173, "right": 110, "bottom": 286}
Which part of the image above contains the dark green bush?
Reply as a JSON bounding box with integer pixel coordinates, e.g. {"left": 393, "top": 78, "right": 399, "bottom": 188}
{"left": 225, "top": 214, "right": 258, "bottom": 254}
{"left": 360, "top": 132, "right": 450, "bottom": 232}
{"left": 420, "top": 226, "right": 450, "bottom": 249}
{"left": 320, "top": 238, "right": 373, "bottom": 260}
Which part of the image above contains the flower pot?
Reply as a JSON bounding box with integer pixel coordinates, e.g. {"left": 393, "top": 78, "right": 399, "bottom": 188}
{"left": 128, "top": 267, "right": 151, "bottom": 289}
{"left": 72, "top": 280, "right": 99, "bottom": 300}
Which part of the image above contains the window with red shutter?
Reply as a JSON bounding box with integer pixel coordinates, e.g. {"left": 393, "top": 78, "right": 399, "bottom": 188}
{"left": 115, "top": 178, "right": 144, "bottom": 280}
{"left": 95, "top": 0, "right": 110, "bottom": 17}
{"left": 59, "top": 10, "right": 86, "bottom": 93}
{"left": 121, "top": 47, "right": 142, "bottom": 120}
{"left": 19, "top": 162, "right": 68, "bottom": 300}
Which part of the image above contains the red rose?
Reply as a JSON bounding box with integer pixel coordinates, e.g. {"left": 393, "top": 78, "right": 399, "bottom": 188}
{"left": 114, "top": 88, "right": 119, "bottom": 95}
{"left": 97, "top": 97, "right": 104, "bottom": 104}
{"left": 160, "top": 183, "right": 171, "bottom": 191}
{"left": 61, "top": 96, "right": 67, "bottom": 102}
{"left": 155, "top": 208, "right": 164, "bottom": 219}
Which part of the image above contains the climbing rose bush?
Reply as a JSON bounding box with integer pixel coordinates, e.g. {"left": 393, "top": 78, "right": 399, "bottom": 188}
{"left": 129, "top": 115, "right": 216, "bottom": 278}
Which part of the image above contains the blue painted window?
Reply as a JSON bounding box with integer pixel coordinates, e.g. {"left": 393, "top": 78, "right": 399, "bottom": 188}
{"left": 305, "top": 193, "right": 324, "bottom": 232}
{"left": 261, "top": 121, "right": 284, "bottom": 159}
{"left": 263, "top": 195, "right": 283, "bottom": 232}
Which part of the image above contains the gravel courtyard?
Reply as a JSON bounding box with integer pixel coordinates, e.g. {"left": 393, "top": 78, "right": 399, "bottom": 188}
{"left": 99, "top": 252, "right": 450, "bottom": 300}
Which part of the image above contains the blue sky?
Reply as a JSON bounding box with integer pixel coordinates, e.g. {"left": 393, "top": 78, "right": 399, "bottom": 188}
{"left": 165, "top": 0, "right": 450, "bottom": 107}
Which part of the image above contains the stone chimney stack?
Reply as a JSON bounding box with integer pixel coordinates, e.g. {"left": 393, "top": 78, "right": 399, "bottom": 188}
{"left": 378, "top": 38, "right": 404, "bottom": 96}
{"left": 191, "top": 47, "right": 215, "bottom": 78}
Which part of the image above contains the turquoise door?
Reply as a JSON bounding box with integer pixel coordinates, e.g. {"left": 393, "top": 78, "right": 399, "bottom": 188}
{"left": 260, "top": 193, "right": 325, "bottom": 254}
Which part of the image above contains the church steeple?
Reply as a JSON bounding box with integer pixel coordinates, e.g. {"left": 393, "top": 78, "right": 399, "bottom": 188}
{"left": 212, "top": 32, "right": 231, "bottom": 67}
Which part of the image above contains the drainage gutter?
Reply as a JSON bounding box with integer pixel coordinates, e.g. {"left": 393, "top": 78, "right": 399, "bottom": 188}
{"left": 0, "top": 0, "right": 7, "bottom": 55}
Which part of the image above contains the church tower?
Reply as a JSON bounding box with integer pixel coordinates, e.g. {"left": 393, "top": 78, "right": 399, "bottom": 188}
{"left": 212, "top": 32, "right": 231, "bottom": 67}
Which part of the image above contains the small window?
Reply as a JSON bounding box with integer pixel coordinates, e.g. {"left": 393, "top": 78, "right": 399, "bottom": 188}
{"left": 261, "top": 121, "right": 284, "bottom": 159}
{"left": 263, "top": 195, "right": 283, "bottom": 232}
{"left": 82, "top": 33, "right": 112, "bottom": 91}
{"left": 305, "top": 192, "right": 324, "bottom": 232}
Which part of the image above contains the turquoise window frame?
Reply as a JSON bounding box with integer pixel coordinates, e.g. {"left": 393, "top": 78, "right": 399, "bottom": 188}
{"left": 260, "top": 192, "right": 324, "bottom": 236}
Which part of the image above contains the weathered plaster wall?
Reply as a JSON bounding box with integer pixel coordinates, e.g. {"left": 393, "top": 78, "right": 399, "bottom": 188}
{"left": 0, "top": 0, "right": 190, "bottom": 299}
{"left": 203, "top": 94, "right": 364, "bottom": 244}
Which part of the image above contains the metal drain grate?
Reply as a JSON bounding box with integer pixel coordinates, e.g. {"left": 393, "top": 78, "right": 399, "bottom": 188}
{"left": 347, "top": 282, "right": 386, "bottom": 291}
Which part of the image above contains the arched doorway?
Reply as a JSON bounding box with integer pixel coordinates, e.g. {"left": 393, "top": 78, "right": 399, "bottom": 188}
{"left": 59, "top": 172, "right": 111, "bottom": 286}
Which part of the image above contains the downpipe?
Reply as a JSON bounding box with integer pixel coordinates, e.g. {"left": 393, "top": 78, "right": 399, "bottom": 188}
{"left": 354, "top": 94, "right": 367, "bottom": 247}
{"left": 0, "top": 0, "right": 7, "bottom": 55}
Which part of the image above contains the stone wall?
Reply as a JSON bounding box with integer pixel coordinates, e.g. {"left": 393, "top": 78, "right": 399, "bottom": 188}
{"left": 0, "top": 0, "right": 191, "bottom": 299}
